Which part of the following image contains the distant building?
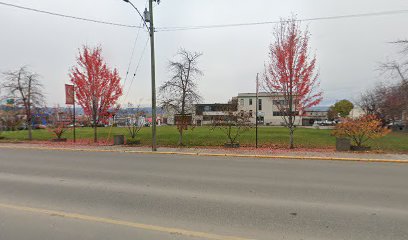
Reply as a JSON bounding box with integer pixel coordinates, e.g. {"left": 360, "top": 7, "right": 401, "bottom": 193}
{"left": 349, "top": 107, "right": 365, "bottom": 119}
{"left": 302, "top": 106, "right": 330, "bottom": 126}
{"left": 237, "top": 92, "right": 302, "bottom": 126}
{"left": 194, "top": 101, "right": 237, "bottom": 126}
{"left": 113, "top": 107, "right": 164, "bottom": 126}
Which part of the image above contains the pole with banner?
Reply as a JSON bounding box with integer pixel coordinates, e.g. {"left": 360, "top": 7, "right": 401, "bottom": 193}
{"left": 65, "top": 84, "right": 76, "bottom": 143}
{"left": 256, "top": 73, "right": 259, "bottom": 149}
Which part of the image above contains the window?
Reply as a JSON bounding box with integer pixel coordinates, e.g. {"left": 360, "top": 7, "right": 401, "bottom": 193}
{"left": 240, "top": 99, "right": 244, "bottom": 106}
{"left": 273, "top": 100, "right": 287, "bottom": 105}
{"left": 249, "top": 99, "right": 253, "bottom": 105}
{"left": 249, "top": 110, "right": 253, "bottom": 117}
{"left": 203, "top": 116, "right": 211, "bottom": 121}
{"left": 258, "top": 99, "right": 262, "bottom": 111}
{"left": 273, "top": 111, "right": 300, "bottom": 116}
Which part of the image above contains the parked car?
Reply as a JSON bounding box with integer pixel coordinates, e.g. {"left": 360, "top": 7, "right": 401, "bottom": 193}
{"left": 387, "top": 121, "right": 405, "bottom": 130}
{"left": 17, "top": 124, "right": 28, "bottom": 130}
{"left": 68, "top": 123, "right": 84, "bottom": 127}
{"left": 321, "top": 120, "right": 336, "bottom": 126}
{"left": 33, "top": 124, "right": 47, "bottom": 129}
{"left": 313, "top": 120, "right": 336, "bottom": 126}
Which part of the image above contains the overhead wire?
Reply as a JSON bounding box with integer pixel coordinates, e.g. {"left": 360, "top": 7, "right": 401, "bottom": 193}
{"left": 156, "top": 9, "right": 408, "bottom": 32}
{"left": 0, "top": 1, "right": 141, "bottom": 28}
{"left": 123, "top": 37, "right": 150, "bottom": 103}
{"left": 2, "top": 1, "right": 408, "bottom": 32}
{"left": 121, "top": 0, "right": 149, "bottom": 104}
{"left": 2, "top": 1, "right": 408, "bottom": 104}
{"left": 123, "top": 22, "right": 143, "bottom": 87}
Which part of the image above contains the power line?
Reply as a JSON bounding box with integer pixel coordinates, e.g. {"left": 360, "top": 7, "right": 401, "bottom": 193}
{"left": 123, "top": 23, "right": 143, "bottom": 86}
{"left": 123, "top": 37, "right": 150, "bottom": 103}
{"left": 0, "top": 1, "right": 141, "bottom": 28}
{"left": 122, "top": 0, "right": 149, "bottom": 99}
{"left": 156, "top": 9, "right": 408, "bottom": 32}
{"left": 3, "top": 1, "right": 408, "bottom": 32}
{"left": 2, "top": 1, "right": 408, "bottom": 32}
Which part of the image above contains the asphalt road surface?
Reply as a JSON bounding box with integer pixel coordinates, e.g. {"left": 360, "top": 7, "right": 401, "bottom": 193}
{"left": 0, "top": 148, "right": 407, "bottom": 240}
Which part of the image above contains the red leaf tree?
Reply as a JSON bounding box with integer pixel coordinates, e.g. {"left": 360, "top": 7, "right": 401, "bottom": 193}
{"left": 69, "top": 46, "right": 123, "bottom": 142}
{"left": 263, "top": 17, "right": 322, "bottom": 149}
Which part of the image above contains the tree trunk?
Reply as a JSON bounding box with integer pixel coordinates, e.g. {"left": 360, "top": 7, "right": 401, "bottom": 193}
{"left": 227, "top": 125, "right": 233, "bottom": 144}
{"left": 27, "top": 119, "right": 32, "bottom": 141}
{"left": 92, "top": 100, "right": 98, "bottom": 143}
{"left": 289, "top": 127, "right": 295, "bottom": 149}
{"left": 178, "top": 128, "right": 183, "bottom": 146}
{"left": 93, "top": 114, "right": 98, "bottom": 143}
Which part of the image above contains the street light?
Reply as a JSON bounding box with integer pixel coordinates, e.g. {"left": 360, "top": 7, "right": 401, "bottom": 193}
{"left": 122, "top": 0, "right": 158, "bottom": 151}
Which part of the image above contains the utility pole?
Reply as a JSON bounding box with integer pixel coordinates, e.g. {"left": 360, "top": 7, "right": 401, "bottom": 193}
{"left": 148, "top": 0, "right": 157, "bottom": 151}
{"left": 73, "top": 85, "right": 76, "bottom": 143}
{"left": 256, "top": 73, "right": 259, "bottom": 149}
{"left": 123, "top": 0, "right": 158, "bottom": 151}
{"left": 147, "top": 0, "right": 157, "bottom": 151}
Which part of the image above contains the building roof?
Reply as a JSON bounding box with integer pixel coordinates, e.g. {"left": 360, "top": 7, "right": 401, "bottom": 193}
{"left": 195, "top": 103, "right": 231, "bottom": 106}
{"left": 237, "top": 92, "right": 283, "bottom": 97}
{"left": 305, "top": 106, "right": 330, "bottom": 112}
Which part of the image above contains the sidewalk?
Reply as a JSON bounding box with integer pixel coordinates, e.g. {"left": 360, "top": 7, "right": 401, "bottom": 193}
{"left": 1, "top": 142, "right": 408, "bottom": 163}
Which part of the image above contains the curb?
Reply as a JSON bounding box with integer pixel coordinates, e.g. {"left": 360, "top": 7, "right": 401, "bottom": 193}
{"left": 0, "top": 145, "right": 407, "bottom": 164}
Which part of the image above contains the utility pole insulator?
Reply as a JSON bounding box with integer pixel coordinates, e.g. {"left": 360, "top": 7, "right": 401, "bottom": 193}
{"left": 144, "top": 8, "right": 151, "bottom": 22}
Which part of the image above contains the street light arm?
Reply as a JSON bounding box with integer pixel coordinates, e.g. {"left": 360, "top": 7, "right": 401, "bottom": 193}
{"left": 123, "top": 0, "right": 149, "bottom": 30}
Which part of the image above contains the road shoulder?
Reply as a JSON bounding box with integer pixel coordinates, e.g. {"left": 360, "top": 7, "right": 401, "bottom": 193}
{"left": 1, "top": 143, "right": 407, "bottom": 163}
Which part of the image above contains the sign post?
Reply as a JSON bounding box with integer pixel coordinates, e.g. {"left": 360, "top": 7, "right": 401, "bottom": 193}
{"left": 65, "top": 84, "right": 76, "bottom": 143}
{"left": 256, "top": 73, "right": 259, "bottom": 149}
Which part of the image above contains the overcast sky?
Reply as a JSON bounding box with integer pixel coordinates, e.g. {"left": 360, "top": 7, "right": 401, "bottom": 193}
{"left": 1, "top": 0, "right": 408, "bottom": 107}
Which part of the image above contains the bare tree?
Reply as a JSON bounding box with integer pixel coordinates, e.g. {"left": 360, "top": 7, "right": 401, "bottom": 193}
{"left": 380, "top": 61, "right": 407, "bottom": 82}
{"left": 380, "top": 85, "right": 405, "bottom": 122}
{"left": 159, "top": 48, "right": 203, "bottom": 146}
{"left": 358, "top": 85, "right": 383, "bottom": 116}
{"left": 359, "top": 81, "right": 408, "bottom": 126}
{"left": 1, "top": 67, "right": 45, "bottom": 140}
{"left": 379, "top": 40, "right": 408, "bottom": 126}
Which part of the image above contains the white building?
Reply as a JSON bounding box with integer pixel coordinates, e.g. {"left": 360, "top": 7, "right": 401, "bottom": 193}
{"left": 349, "top": 107, "right": 365, "bottom": 119}
{"left": 237, "top": 92, "right": 302, "bottom": 126}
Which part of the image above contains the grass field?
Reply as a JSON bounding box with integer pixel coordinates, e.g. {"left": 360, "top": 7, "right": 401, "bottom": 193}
{"left": 1, "top": 126, "right": 407, "bottom": 152}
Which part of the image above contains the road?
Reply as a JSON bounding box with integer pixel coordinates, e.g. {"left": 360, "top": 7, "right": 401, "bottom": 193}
{"left": 0, "top": 148, "right": 407, "bottom": 240}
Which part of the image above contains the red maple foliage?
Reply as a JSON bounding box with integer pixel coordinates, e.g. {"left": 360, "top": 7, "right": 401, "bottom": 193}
{"left": 263, "top": 17, "right": 322, "bottom": 149}
{"left": 69, "top": 46, "right": 123, "bottom": 142}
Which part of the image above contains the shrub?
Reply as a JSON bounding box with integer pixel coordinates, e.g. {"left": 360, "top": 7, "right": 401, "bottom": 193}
{"left": 48, "top": 123, "right": 70, "bottom": 140}
{"left": 126, "top": 111, "right": 145, "bottom": 141}
{"left": 126, "top": 138, "right": 141, "bottom": 145}
{"left": 332, "top": 115, "right": 390, "bottom": 147}
{"left": 211, "top": 111, "right": 252, "bottom": 145}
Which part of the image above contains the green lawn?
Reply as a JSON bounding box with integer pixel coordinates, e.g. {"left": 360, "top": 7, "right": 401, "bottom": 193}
{"left": 1, "top": 126, "right": 407, "bottom": 152}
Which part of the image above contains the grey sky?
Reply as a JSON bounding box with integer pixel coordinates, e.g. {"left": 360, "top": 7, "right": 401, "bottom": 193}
{"left": 1, "top": 0, "right": 408, "bottom": 107}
